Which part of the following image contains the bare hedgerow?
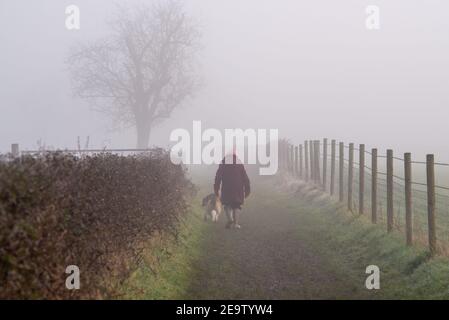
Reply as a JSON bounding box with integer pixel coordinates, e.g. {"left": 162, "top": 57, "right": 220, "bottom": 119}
{"left": 0, "top": 149, "right": 195, "bottom": 299}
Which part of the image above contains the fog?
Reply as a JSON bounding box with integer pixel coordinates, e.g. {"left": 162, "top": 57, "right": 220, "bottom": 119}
{"left": 1, "top": 0, "right": 448, "bottom": 161}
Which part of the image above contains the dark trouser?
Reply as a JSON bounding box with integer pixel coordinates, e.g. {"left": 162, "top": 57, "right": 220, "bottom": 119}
{"left": 224, "top": 205, "right": 240, "bottom": 225}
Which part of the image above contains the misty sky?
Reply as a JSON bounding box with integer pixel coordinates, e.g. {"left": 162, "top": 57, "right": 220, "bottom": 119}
{"left": 1, "top": 0, "right": 448, "bottom": 161}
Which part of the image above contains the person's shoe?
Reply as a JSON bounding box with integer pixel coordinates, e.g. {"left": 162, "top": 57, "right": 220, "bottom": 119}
{"left": 233, "top": 223, "right": 241, "bottom": 229}
{"left": 225, "top": 221, "right": 233, "bottom": 229}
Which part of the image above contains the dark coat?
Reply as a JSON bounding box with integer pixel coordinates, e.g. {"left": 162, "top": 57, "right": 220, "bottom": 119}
{"left": 214, "top": 155, "right": 250, "bottom": 209}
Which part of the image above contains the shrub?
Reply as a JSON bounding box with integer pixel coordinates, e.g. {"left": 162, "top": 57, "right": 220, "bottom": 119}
{"left": 0, "top": 149, "right": 195, "bottom": 299}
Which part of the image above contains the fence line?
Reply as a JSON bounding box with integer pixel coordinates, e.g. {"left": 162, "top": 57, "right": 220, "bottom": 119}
{"left": 13, "top": 147, "right": 155, "bottom": 155}
{"left": 279, "top": 138, "right": 449, "bottom": 256}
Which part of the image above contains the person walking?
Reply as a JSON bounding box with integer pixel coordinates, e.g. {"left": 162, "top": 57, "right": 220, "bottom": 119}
{"left": 214, "top": 153, "right": 251, "bottom": 229}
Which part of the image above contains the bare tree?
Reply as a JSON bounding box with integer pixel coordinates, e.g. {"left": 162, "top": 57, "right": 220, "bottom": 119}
{"left": 67, "top": 2, "right": 200, "bottom": 148}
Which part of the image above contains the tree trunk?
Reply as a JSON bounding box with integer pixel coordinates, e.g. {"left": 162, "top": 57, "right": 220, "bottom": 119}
{"left": 136, "top": 121, "right": 151, "bottom": 149}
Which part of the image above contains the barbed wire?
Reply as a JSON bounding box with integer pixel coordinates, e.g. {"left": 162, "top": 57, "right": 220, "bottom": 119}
{"left": 288, "top": 141, "right": 449, "bottom": 198}
{"left": 313, "top": 152, "right": 449, "bottom": 191}
{"left": 303, "top": 140, "right": 449, "bottom": 166}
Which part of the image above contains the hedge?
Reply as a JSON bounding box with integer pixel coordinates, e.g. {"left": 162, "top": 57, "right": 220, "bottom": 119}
{"left": 0, "top": 149, "right": 195, "bottom": 299}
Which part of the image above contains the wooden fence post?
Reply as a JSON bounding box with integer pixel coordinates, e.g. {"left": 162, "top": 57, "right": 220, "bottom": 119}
{"left": 285, "top": 143, "right": 288, "bottom": 172}
{"left": 292, "top": 145, "right": 295, "bottom": 175}
{"left": 348, "top": 143, "right": 354, "bottom": 211}
{"left": 426, "top": 154, "right": 437, "bottom": 255}
{"left": 284, "top": 143, "right": 287, "bottom": 171}
{"left": 299, "top": 144, "right": 303, "bottom": 179}
{"left": 280, "top": 141, "right": 284, "bottom": 170}
{"left": 315, "top": 140, "right": 321, "bottom": 184}
{"left": 11, "top": 143, "right": 19, "bottom": 157}
{"left": 309, "top": 140, "right": 314, "bottom": 181}
{"left": 280, "top": 141, "right": 284, "bottom": 169}
{"left": 291, "top": 144, "right": 295, "bottom": 174}
{"left": 304, "top": 141, "right": 309, "bottom": 181}
{"left": 323, "top": 138, "right": 328, "bottom": 190}
{"left": 359, "top": 144, "right": 365, "bottom": 214}
{"left": 404, "top": 152, "right": 413, "bottom": 246}
{"left": 294, "top": 146, "right": 299, "bottom": 177}
{"left": 289, "top": 144, "right": 294, "bottom": 174}
{"left": 339, "top": 142, "right": 344, "bottom": 202}
{"left": 387, "top": 149, "right": 394, "bottom": 233}
{"left": 371, "top": 148, "right": 378, "bottom": 224}
{"left": 330, "top": 140, "right": 336, "bottom": 195}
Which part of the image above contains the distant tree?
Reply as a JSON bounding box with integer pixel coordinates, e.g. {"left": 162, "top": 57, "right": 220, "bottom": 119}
{"left": 67, "top": 1, "right": 200, "bottom": 148}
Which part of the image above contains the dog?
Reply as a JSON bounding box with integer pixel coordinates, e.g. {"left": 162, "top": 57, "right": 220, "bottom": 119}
{"left": 202, "top": 193, "right": 222, "bottom": 222}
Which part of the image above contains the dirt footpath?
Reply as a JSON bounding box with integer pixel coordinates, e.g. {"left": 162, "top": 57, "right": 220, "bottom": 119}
{"left": 185, "top": 183, "right": 368, "bottom": 299}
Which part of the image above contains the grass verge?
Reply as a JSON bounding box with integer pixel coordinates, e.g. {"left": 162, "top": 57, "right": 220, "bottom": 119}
{"left": 120, "top": 200, "right": 205, "bottom": 299}
{"left": 287, "top": 182, "right": 449, "bottom": 299}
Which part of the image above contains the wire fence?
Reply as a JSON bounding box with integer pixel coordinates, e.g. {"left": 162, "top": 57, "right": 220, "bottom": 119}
{"left": 280, "top": 138, "right": 449, "bottom": 256}
{"left": 4, "top": 143, "right": 155, "bottom": 158}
